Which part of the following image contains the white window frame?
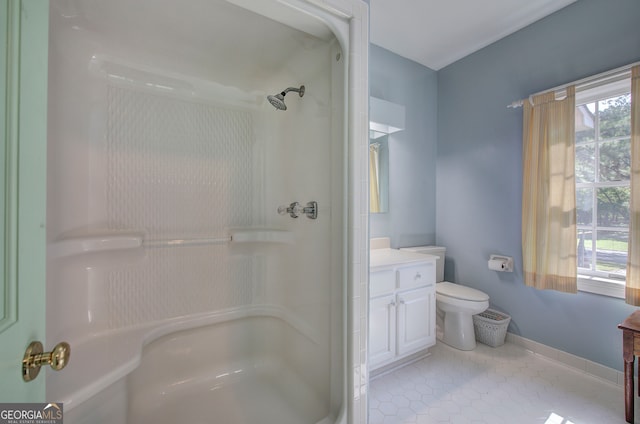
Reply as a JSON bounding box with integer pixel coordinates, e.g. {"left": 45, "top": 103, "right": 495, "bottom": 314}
{"left": 575, "top": 78, "right": 631, "bottom": 298}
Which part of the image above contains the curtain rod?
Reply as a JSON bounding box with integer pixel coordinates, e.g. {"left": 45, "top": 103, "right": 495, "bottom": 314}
{"left": 507, "top": 60, "right": 640, "bottom": 109}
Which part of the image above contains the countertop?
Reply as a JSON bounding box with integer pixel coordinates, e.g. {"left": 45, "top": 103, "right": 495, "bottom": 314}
{"left": 370, "top": 248, "right": 436, "bottom": 269}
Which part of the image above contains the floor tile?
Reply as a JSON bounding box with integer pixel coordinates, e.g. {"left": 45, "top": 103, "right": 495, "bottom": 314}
{"left": 369, "top": 341, "right": 631, "bottom": 423}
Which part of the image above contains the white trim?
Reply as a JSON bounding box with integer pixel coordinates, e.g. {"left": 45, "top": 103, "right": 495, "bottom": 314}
{"left": 575, "top": 77, "right": 630, "bottom": 106}
{"left": 508, "top": 60, "right": 640, "bottom": 108}
{"left": 369, "top": 350, "right": 431, "bottom": 380}
{"left": 505, "top": 333, "right": 624, "bottom": 386}
{"left": 577, "top": 274, "right": 625, "bottom": 298}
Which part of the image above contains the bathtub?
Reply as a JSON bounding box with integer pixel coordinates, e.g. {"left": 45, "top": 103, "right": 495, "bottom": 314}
{"left": 129, "top": 315, "right": 331, "bottom": 423}
{"left": 45, "top": 0, "right": 368, "bottom": 422}
{"left": 63, "top": 308, "right": 341, "bottom": 424}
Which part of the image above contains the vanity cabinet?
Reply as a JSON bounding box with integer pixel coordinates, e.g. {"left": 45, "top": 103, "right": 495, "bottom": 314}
{"left": 369, "top": 293, "right": 397, "bottom": 366}
{"left": 369, "top": 260, "right": 436, "bottom": 370}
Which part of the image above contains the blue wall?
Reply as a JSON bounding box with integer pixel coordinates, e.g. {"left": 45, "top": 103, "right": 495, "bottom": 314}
{"left": 437, "top": 0, "right": 640, "bottom": 370}
{"left": 369, "top": 45, "right": 438, "bottom": 248}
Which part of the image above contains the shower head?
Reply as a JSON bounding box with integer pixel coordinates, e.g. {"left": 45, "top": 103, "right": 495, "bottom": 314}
{"left": 267, "top": 93, "right": 287, "bottom": 110}
{"left": 267, "top": 85, "right": 305, "bottom": 111}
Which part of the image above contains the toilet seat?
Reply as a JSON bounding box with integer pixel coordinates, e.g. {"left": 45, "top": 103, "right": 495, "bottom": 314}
{"left": 436, "top": 281, "right": 489, "bottom": 302}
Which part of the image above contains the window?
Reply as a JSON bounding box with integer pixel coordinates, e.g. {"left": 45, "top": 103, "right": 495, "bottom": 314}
{"left": 575, "top": 79, "right": 631, "bottom": 297}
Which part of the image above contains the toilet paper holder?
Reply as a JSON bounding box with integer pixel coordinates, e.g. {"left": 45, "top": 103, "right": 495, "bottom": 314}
{"left": 488, "top": 255, "right": 513, "bottom": 272}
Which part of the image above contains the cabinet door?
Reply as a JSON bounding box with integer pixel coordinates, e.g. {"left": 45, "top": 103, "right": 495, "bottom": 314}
{"left": 369, "top": 294, "right": 396, "bottom": 368}
{"left": 397, "top": 286, "right": 435, "bottom": 355}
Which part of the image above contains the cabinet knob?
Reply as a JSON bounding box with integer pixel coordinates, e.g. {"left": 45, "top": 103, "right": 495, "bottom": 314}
{"left": 414, "top": 272, "right": 421, "bottom": 280}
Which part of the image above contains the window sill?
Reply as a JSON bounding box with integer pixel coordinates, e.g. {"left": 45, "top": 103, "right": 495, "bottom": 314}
{"left": 577, "top": 274, "right": 625, "bottom": 299}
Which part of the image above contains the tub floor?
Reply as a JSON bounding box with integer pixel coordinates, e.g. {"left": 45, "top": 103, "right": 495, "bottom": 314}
{"left": 140, "top": 378, "right": 305, "bottom": 424}
{"left": 129, "top": 358, "right": 327, "bottom": 424}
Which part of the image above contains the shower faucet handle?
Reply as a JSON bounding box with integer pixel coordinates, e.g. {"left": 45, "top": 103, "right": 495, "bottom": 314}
{"left": 303, "top": 201, "right": 317, "bottom": 219}
{"left": 277, "top": 201, "right": 317, "bottom": 219}
{"left": 278, "top": 202, "right": 303, "bottom": 218}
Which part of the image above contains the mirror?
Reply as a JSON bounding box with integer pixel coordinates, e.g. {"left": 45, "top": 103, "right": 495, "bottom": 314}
{"left": 369, "top": 134, "right": 389, "bottom": 213}
{"left": 369, "top": 97, "right": 404, "bottom": 214}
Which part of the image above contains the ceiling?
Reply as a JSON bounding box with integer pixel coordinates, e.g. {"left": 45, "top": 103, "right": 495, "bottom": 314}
{"left": 369, "top": 0, "right": 577, "bottom": 70}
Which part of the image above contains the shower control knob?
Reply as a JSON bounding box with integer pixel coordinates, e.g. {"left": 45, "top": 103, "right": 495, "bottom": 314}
{"left": 277, "top": 205, "right": 290, "bottom": 215}
{"left": 303, "top": 201, "right": 318, "bottom": 220}
{"left": 278, "top": 202, "right": 302, "bottom": 218}
{"left": 277, "top": 201, "right": 317, "bottom": 219}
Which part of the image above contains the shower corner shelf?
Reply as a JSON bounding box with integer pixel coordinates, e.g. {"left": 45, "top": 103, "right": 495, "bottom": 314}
{"left": 229, "top": 229, "right": 294, "bottom": 244}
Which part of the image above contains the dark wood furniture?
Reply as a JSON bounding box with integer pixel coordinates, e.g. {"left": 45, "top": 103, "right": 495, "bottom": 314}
{"left": 618, "top": 311, "right": 640, "bottom": 423}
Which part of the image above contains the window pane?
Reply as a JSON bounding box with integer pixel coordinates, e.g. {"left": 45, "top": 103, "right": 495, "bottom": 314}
{"left": 575, "top": 103, "right": 595, "bottom": 143}
{"left": 576, "top": 187, "right": 593, "bottom": 225}
{"left": 595, "top": 230, "right": 628, "bottom": 276}
{"left": 596, "top": 187, "right": 630, "bottom": 227}
{"left": 577, "top": 229, "right": 593, "bottom": 270}
{"left": 599, "top": 138, "right": 630, "bottom": 181}
{"left": 575, "top": 144, "right": 595, "bottom": 183}
{"left": 599, "top": 94, "right": 631, "bottom": 139}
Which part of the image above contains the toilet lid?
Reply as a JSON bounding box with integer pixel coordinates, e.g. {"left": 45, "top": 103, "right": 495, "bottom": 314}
{"left": 436, "top": 281, "right": 489, "bottom": 302}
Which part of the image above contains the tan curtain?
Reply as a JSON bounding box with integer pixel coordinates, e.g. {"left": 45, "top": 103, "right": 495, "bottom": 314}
{"left": 369, "top": 143, "right": 380, "bottom": 213}
{"left": 522, "top": 86, "right": 577, "bottom": 293}
{"left": 626, "top": 65, "right": 640, "bottom": 304}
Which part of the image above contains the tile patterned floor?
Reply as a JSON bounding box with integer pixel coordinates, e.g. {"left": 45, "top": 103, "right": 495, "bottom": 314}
{"left": 369, "top": 341, "right": 630, "bottom": 424}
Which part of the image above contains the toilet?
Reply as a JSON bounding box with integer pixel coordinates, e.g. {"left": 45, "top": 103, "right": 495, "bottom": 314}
{"left": 400, "top": 246, "right": 489, "bottom": 351}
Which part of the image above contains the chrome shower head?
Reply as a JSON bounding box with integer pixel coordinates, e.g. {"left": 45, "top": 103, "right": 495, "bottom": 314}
{"left": 267, "top": 93, "right": 287, "bottom": 110}
{"left": 267, "top": 85, "right": 305, "bottom": 111}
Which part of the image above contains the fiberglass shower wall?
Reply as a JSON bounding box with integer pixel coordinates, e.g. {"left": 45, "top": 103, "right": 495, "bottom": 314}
{"left": 257, "top": 39, "right": 345, "bottom": 406}
{"left": 46, "top": 0, "right": 344, "bottom": 396}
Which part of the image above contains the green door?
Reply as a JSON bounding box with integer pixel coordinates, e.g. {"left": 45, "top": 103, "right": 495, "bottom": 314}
{"left": 0, "top": 0, "right": 49, "bottom": 401}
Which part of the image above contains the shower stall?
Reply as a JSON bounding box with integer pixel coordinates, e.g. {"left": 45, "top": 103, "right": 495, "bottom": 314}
{"left": 44, "top": 0, "right": 369, "bottom": 423}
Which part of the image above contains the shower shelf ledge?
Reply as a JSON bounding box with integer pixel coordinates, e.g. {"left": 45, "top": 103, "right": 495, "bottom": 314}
{"left": 229, "top": 228, "right": 294, "bottom": 244}
{"left": 50, "top": 233, "right": 144, "bottom": 258}
{"left": 50, "top": 229, "right": 294, "bottom": 257}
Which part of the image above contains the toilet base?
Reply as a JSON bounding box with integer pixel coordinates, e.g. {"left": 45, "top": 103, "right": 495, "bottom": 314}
{"left": 442, "top": 310, "right": 477, "bottom": 351}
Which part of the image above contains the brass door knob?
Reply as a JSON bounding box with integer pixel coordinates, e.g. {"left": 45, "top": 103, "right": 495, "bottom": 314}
{"left": 22, "top": 341, "right": 71, "bottom": 382}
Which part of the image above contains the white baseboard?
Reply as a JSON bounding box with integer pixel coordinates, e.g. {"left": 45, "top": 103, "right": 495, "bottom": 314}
{"left": 370, "top": 349, "right": 432, "bottom": 380}
{"left": 505, "top": 333, "right": 623, "bottom": 387}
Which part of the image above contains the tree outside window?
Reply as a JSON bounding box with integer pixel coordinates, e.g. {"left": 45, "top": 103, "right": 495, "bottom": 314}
{"left": 576, "top": 93, "right": 630, "bottom": 278}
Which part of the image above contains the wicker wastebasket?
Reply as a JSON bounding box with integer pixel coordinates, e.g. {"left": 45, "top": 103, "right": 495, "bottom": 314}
{"left": 473, "top": 308, "right": 511, "bottom": 347}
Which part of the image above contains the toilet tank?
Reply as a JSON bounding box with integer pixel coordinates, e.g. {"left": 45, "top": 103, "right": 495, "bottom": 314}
{"left": 400, "top": 246, "right": 446, "bottom": 282}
